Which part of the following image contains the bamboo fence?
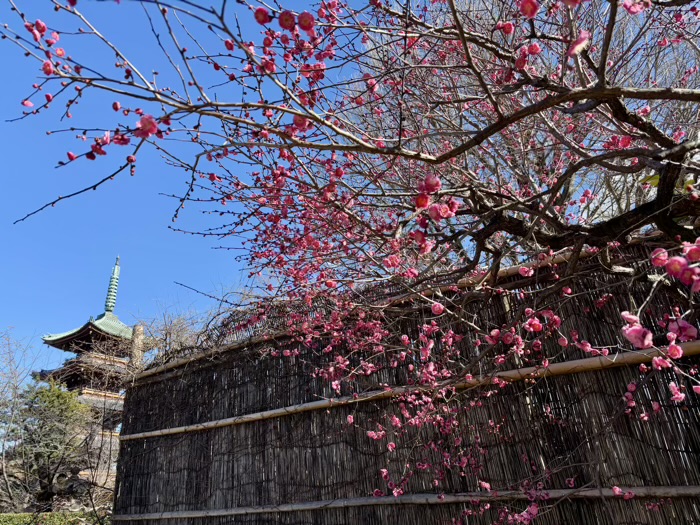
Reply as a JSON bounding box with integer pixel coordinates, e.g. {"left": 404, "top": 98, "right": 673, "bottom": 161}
{"left": 113, "top": 244, "right": 700, "bottom": 524}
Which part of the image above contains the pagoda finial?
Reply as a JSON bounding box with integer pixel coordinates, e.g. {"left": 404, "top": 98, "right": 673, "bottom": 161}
{"left": 104, "top": 256, "right": 120, "bottom": 313}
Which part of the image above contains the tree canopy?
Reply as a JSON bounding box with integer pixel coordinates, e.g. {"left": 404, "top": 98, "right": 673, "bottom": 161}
{"left": 1, "top": 380, "right": 94, "bottom": 513}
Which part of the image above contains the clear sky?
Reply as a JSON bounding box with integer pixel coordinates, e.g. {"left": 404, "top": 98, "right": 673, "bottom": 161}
{"left": 0, "top": 1, "right": 251, "bottom": 371}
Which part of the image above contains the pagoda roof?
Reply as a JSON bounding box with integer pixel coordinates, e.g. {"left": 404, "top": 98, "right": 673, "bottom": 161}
{"left": 43, "top": 257, "right": 133, "bottom": 352}
{"left": 43, "top": 312, "right": 133, "bottom": 351}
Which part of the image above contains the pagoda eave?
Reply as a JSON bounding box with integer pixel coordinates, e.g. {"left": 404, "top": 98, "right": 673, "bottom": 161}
{"left": 35, "top": 352, "right": 131, "bottom": 386}
{"left": 43, "top": 315, "right": 133, "bottom": 354}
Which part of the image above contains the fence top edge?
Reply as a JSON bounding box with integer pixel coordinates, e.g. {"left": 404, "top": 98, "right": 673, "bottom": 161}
{"left": 133, "top": 236, "right": 665, "bottom": 382}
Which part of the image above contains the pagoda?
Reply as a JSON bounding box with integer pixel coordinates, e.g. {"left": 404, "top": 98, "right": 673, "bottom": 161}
{"left": 39, "top": 257, "right": 144, "bottom": 431}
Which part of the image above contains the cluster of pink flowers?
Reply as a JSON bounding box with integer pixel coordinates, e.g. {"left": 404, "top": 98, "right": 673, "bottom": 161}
{"left": 603, "top": 135, "right": 633, "bottom": 150}
{"left": 255, "top": 7, "right": 316, "bottom": 35}
{"left": 620, "top": 311, "right": 653, "bottom": 349}
{"left": 651, "top": 242, "right": 700, "bottom": 292}
{"left": 495, "top": 21, "right": 515, "bottom": 35}
{"left": 515, "top": 42, "right": 544, "bottom": 70}
{"left": 622, "top": 0, "right": 651, "bottom": 15}
{"left": 518, "top": 266, "right": 534, "bottom": 277}
{"left": 427, "top": 199, "right": 460, "bottom": 222}
{"left": 612, "top": 486, "right": 636, "bottom": 499}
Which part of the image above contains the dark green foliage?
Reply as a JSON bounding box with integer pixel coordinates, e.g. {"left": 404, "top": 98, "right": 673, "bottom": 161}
{"left": 0, "top": 511, "right": 109, "bottom": 525}
{"left": 1, "top": 382, "right": 95, "bottom": 512}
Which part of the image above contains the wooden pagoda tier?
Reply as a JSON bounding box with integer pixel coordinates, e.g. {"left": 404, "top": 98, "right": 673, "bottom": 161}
{"left": 35, "top": 352, "right": 131, "bottom": 393}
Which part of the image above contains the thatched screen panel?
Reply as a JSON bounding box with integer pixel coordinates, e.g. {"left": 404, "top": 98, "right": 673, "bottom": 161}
{"left": 115, "top": 365, "right": 700, "bottom": 523}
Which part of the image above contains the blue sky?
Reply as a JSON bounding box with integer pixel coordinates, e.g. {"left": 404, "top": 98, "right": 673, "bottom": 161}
{"left": 0, "top": 1, "right": 251, "bottom": 370}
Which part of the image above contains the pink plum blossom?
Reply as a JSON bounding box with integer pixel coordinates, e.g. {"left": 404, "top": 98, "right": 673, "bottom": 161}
{"left": 519, "top": 0, "right": 540, "bottom": 19}
{"left": 679, "top": 266, "right": 700, "bottom": 286}
{"left": 567, "top": 31, "right": 590, "bottom": 57}
{"left": 422, "top": 174, "right": 442, "bottom": 194}
{"left": 519, "top": 266, "right": 534, "bottom": 277}
{"left": 298, "top": 12, "right": 315, "bottom": 32}
{"left": 485, "top": 329, "right": 501, "bottom": 345}
{"left": 622, "top": 0, "right": 650, "bottom": 15}
{"left": 668, "top": 319, "right": 698, "bottom": 342}
{"left": 668, "top": 382, "right": 685, "bottom": 403}
{"left": 667, "top": 344, "right": 683, "bottom": 359}
{"left": 254, "top": 7, "right": 271, "bottom": 25}
{"left": 620, "top": 311, "right": 640, "bottom": 325}
{"left": 415, "top": 193, "right": 431, "bottom": 209}
{"left": 383, "top": 254, "right": 401, "bottom": 269}
{"left": 523, "top": 317, "right": 543, "bottom": 332}
{"left": 34, "top": 19, "right": 47, "bottom": 35}
{"left": 622, "top": 324, "right": 653, "bottom": 349}
{"left": 665, "top": 256, "right": 688, "bottom": 278}
{"left": 528, "top": 43, "right": 542, "bottom": 55}
{"left": 133, "top": 115, "right": 159, "bottom": 139}
{"left": 496, "top": 21, "right": 515, "bottom": 35}
{"left": 431, "top": 302, "right": 445, "bottom": 315}
{"left": 652, "top": 356, "right": 671, "bottom": 370}
{"left": 650, "top": 248, "right": 669, "bottom": 267}
{"left": 279, "top": 11, "right": 296, "bottom": 31}
{"left": 685, "top": 245, "right": 700, "bottom": 262}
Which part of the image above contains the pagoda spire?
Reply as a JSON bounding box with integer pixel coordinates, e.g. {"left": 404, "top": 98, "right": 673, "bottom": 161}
{"left": 104, "top": 256, "right": 120, "bottom": 313}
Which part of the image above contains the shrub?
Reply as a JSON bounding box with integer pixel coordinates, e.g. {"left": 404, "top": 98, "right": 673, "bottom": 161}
{"left": 0, "top": 512, "right": 109, "bottom": 525}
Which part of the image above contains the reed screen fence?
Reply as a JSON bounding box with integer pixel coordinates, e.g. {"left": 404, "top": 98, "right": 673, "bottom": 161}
{"left": 113, "top": 244, "right": 700, "bottom": 524}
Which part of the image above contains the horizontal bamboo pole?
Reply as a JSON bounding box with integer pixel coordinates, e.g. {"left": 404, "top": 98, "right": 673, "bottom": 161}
{"left": 120, "top": 341, "right": 700, "bottom": 442}
{"left": 112, "top": 485, "right": 700, "bottom": 521}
